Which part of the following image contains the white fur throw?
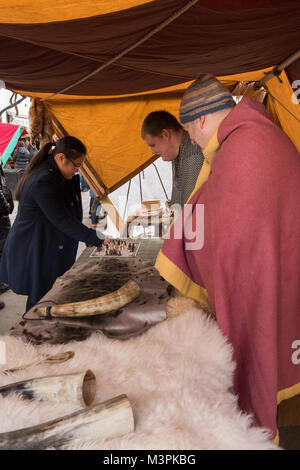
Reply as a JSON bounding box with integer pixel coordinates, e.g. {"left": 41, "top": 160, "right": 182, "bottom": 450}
{"left": 0, "top": 309, "right": 278, "bottom": 450}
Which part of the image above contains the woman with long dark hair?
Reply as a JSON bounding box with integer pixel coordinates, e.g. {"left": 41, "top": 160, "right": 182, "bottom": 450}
{"left": 0, "top": 136, "right": 105, "bottom": 311}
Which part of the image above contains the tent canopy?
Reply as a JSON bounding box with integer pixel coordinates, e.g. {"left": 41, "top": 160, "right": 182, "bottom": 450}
{"left": 0, "top": 0, "right": 300, "bottom": 204}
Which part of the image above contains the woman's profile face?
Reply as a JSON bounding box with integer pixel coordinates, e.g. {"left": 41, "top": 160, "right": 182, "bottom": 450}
{"left": 56, "top": 153, "right": 86, "bottom": 180}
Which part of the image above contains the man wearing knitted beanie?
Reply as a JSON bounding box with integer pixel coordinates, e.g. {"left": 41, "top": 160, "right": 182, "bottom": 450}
{"left": 179, "top": 74, "right": 235, "bottom": 148}
{"left": 155, "top": 74, "right": 300, "bottom": 445}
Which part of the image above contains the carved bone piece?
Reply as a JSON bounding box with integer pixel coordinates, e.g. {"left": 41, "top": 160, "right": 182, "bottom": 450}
{"left": 3, "top": 351, "right": 74, "bottom": 374}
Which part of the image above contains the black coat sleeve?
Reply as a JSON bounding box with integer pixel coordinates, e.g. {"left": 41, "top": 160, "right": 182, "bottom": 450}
{"left": 36, "top": 175, "right": 104, "bottom": 247}
{"left": 0, "top": 188, "right": 10, "bottom": 216}
{"left": 0, "top": 167, "right": 14, "bottom": 215}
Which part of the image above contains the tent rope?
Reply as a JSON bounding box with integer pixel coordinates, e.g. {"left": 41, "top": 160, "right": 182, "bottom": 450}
{"left": 139, "top": 172, "right": 143, "bottom": 203}
{"left": 267, "top": 90, "right": 300, "bottom": 124}
{"left": 41, "top": 0, "right": 198, "bottom": 101}
{"left": 123, "top": 179, "right": 132, "bottom": 220}
{"left": 152, "top": 162, "right": 169, "bottom": 200}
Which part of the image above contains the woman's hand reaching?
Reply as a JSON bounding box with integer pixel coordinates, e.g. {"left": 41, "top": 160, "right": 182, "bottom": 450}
{"left": 97, "top": 236, "right": 112, "bottom": 251}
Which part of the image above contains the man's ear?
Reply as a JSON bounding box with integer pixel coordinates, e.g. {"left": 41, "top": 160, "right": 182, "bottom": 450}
{"left": 197, "top": 116, "right": 206, "bottom": 130}
{"left": 161, "top": 128, "right": 172, "bottom": 140}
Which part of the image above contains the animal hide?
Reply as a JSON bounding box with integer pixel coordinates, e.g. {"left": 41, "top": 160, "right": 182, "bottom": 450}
{"left": 28, "top": 98, "right": 55, "bottom": 146}
{"left": 0, "top": 309, "right": 278, "bottom": 450}
{"left": 11, "top": 258, "right": 171, "bottom": 344}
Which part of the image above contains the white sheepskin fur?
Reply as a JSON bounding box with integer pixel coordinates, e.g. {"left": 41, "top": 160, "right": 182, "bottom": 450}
{"left": 0, "top": 309, "right": 279, "bottom": 450}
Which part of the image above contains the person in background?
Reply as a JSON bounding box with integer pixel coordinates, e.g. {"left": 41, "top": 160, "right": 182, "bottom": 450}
{"left": 141, "top": 110, "right": 204, "bottom": 214}
{"left": 12, "top": 128, "right": 36, "bottom": 176}
{"left": 80, "top": 173, "right": 90, "bottom": 192}
{"left": 0, "top": 155, "right": 14, "bottom": 308}
{"left": 27, "top": 139, "right": 37, "bottom": 159}
{"left": 12, "top": 139, "right": 32, "bottom": 176}
{"left": 89, "top": 188, "right": 106, "bottom": 228}
{"left": 21, "top": 128, "right": 37, "bottom": 158}
{"left": 0, "top": 136, "right": 107, "bottom": 312}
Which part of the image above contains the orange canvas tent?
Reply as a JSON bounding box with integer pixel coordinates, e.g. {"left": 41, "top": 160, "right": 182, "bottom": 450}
{"left": 0, "top": 0, "right": 300, "bottom": 231}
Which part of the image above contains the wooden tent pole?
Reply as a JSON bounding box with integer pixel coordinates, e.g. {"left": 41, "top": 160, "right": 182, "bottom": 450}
{"left": 99, "top": 195, "right": 125, "bottom": 236}
{"left": 254, "top": 48, "right": 300, "bottom": 89}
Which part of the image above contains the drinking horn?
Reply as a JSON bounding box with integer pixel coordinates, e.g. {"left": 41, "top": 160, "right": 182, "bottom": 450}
{"left": 0, "top": 394, "right": 134, "bottom": 450}
{"left": 35, "top": 280, "right": 141, "bottom": 317}
{"left": 0, "top": 370, "right": 96, "bottom": 407}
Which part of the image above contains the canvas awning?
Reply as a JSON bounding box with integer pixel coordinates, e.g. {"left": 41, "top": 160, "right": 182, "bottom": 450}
{"left": 1, "top": 0, "right": 300, "bottom": 95}
{"left": 0, "top": 1, "right": 300, "bottom": 231}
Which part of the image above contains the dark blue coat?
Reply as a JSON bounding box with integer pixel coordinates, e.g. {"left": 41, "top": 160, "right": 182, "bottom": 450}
{"left": 0, "top": 157, "right": 103, "bottom": 304}
{"left": 0, "top": 166, "right": 14, "bottom": 258}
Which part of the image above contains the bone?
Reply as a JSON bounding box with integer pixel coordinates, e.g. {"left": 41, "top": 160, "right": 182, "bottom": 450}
{"left": 0, "top": 394, "right": 134, "bottom": 450}
{"left": 0, "top": 370, "right": 96, "bottom": 407}
{"left": 2, "top": 351, "right": 74, "bottom": 374}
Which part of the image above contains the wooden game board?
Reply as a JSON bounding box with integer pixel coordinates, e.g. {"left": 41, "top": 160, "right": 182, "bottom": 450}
{"left": 90, "top": 239, "right": 140, "bottom": 258}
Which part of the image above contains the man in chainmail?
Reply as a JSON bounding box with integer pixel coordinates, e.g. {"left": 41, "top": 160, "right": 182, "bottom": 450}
{"left": 141, "top": 110, "right": 204, "bottom": 216}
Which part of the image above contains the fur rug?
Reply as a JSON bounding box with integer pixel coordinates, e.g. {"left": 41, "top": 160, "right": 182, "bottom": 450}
{"left": 0, "top": 309, "right": 278, "bottom": 450}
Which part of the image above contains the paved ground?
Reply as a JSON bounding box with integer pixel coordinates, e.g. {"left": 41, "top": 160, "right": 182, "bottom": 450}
{"left": 0, "top": 190, "right": 101, "bottom": 335}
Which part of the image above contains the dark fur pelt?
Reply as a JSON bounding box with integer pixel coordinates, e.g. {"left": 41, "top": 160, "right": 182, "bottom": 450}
{"left": 28, "top": 98, "right": 55, "bottom": 147}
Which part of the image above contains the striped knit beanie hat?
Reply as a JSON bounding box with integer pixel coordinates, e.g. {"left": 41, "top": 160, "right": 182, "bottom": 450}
{"left": 179, "top": 74, "right": 235, "bottom": 124}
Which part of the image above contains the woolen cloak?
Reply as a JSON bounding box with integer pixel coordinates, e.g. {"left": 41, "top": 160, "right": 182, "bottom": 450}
{"left": 155, "top": 97, "right": 300, "bottom": 441}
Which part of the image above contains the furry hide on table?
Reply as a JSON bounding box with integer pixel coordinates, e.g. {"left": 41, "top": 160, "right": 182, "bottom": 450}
{"left": 0, "top": 309, "right": 278, "bottom": 450}
{"left": 10, "top": 258, "right": 170, "bottom": 344}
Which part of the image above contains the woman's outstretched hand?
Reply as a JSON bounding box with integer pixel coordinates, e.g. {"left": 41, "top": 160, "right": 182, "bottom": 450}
{"left": 97, "top": 236, "right": 112, "bottom": 251}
